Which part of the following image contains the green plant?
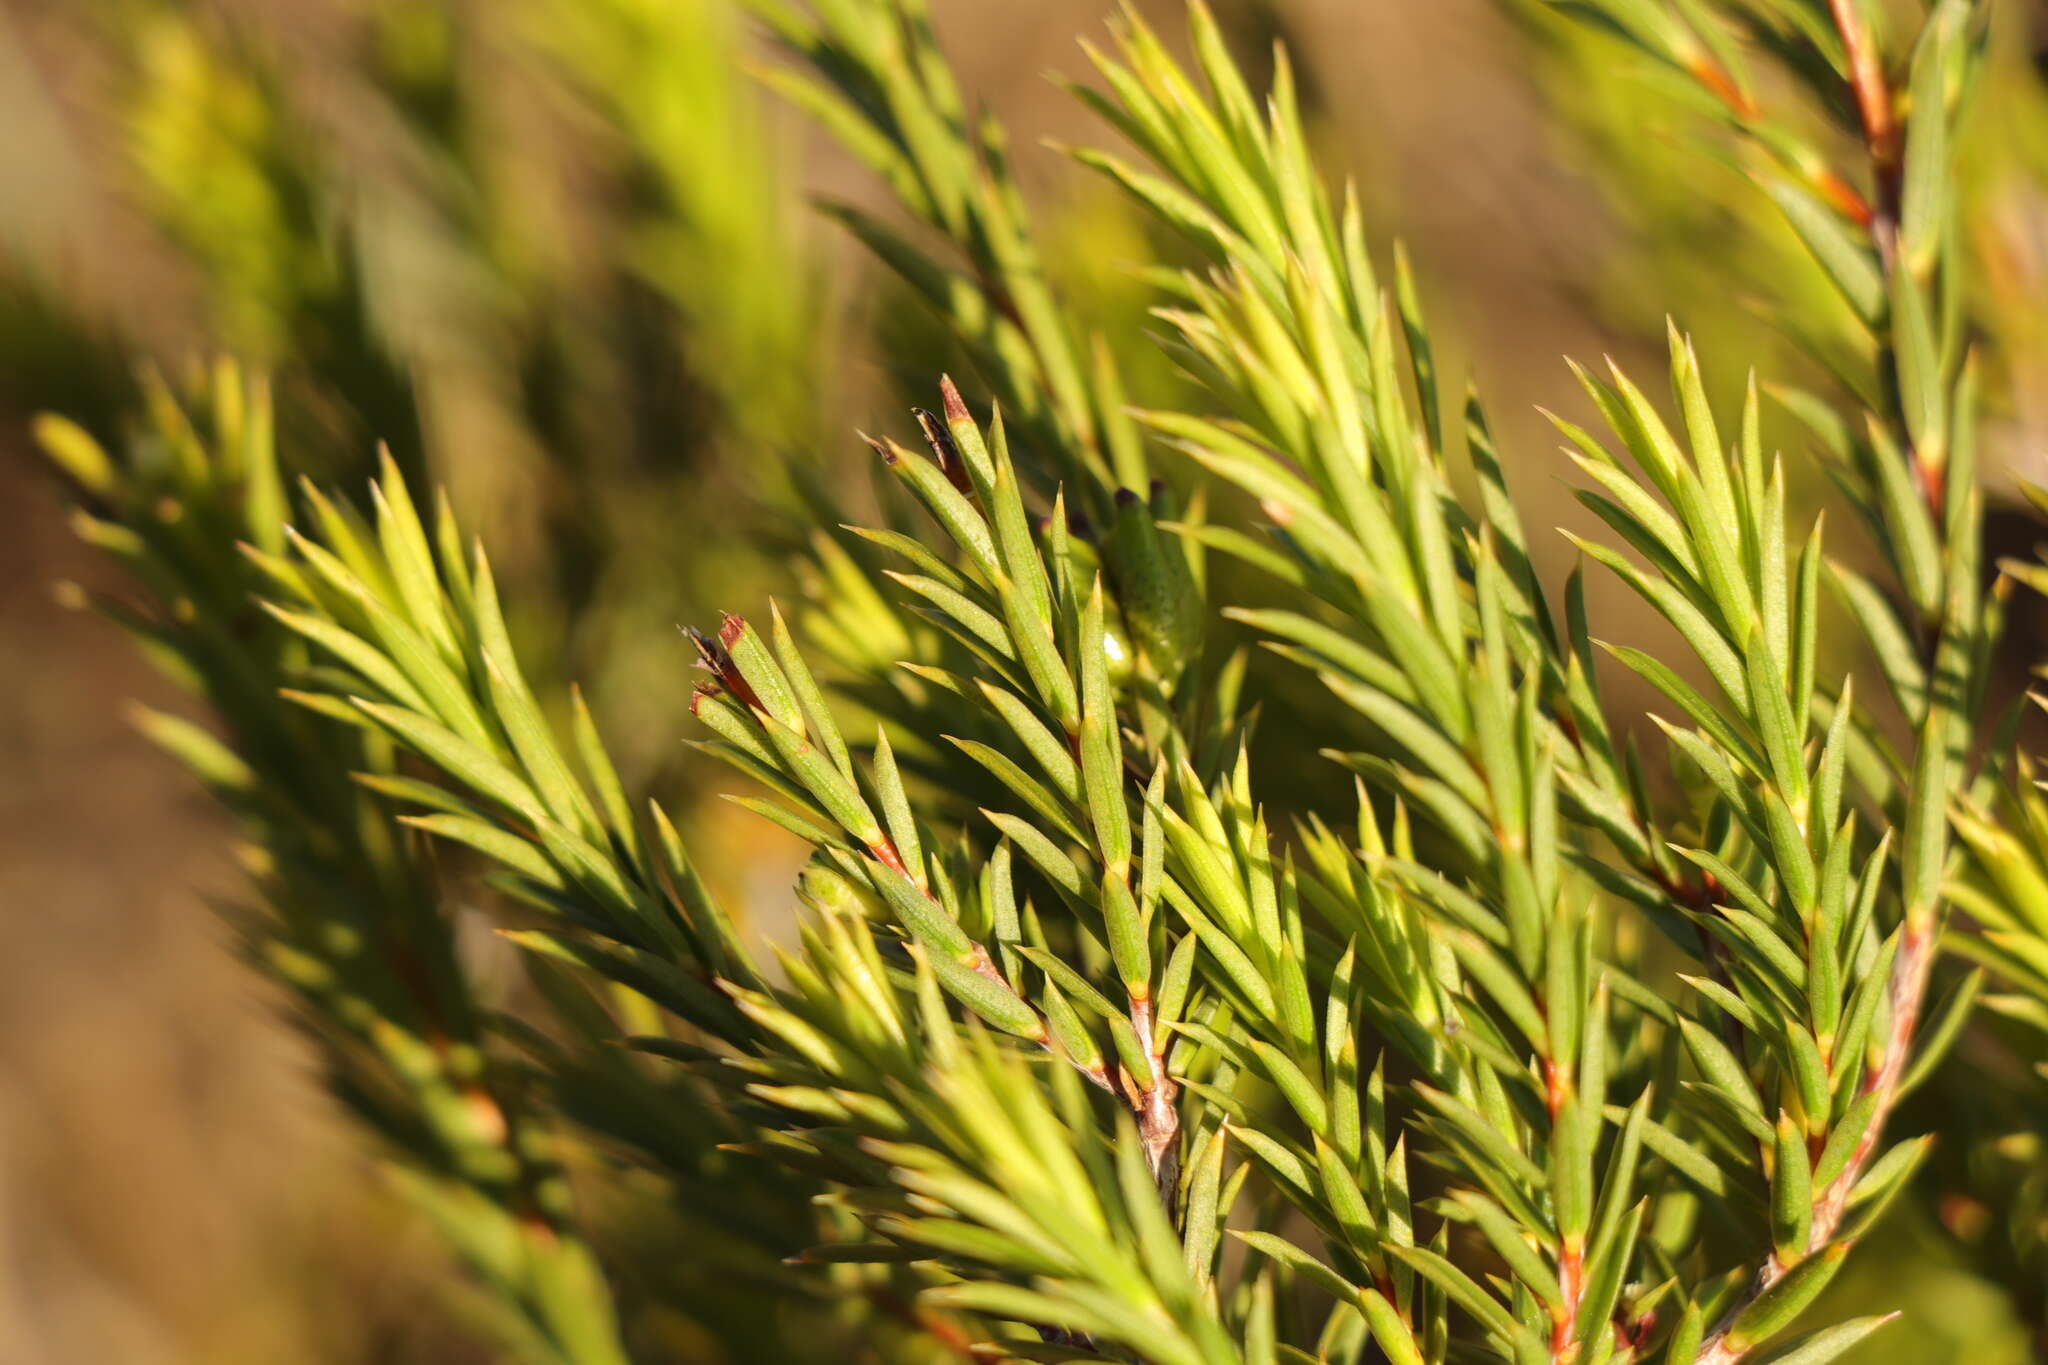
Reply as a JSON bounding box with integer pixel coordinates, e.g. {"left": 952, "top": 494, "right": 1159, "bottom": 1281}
{"left": 35, "top": 360, "right": 957, "bottom": 1365}
{"left": 35, "top": 365, "right": 627, "bottom": 1363}
{"left": 35, "top": 0, "right": 2045, "bottom": 1363}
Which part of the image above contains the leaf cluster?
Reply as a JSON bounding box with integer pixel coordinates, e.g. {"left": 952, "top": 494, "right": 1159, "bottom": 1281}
{"left": 33, "top": 1, "right": 2039, "bottom": 1364}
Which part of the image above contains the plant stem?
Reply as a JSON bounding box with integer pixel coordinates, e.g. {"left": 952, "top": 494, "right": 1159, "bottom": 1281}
{"left": 1827, "top": 0, "right": 1902, "bottom": 261}
{"left": 1693, "top": 7, "right": 1957, "bottom": 1358}
{"left": 1691, "top": 915, "right": 1934, "bottom": 1364}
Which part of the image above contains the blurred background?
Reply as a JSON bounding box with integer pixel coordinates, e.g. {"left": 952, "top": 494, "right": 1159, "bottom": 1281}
{"left": 2, "top": 0, "right": 2046, "bottom": 1361}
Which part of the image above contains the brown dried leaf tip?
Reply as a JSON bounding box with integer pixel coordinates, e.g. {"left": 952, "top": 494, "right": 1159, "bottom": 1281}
{"left": 938, "top": 373, "right": 971, "bottom": 426}
{"left": 686, "top": 619, "right": 765, "bottom": 714}
{"left": 857, "top": 431, "right": 897, "bottom": 467}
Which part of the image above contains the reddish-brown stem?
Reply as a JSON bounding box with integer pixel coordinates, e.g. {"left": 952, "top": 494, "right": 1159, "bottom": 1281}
{"left": 868, "top": 834, "right": 913, "bottom": 882}
{"left": 1828, "top": 0, "right": 1902, "bottom": 235}
{"left": 1826, "top": 0, "right": 1961, "bottom": 526}
{"left": 1553, "top": 1241, "right": 1585, "bottom": 1361}
{"left": 1691, "top": 918, "right": 1935, "bottom": 1364}
{"left": 1539, "top": 1053, "right": 1585, "bottom": 1362}
{"left": 1543, "top": 1054, "right": 1570, "bottom": 1126}
{"left": 1127, "top": 995, "right": 1182, "bottom": 1200}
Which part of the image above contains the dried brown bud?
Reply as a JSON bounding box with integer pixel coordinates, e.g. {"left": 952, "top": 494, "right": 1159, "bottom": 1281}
{"left": 686, "top": 624, "right": 765, "bottom": 713}
{"left": 913, "top": 407, "right": 971, "bottom": 494}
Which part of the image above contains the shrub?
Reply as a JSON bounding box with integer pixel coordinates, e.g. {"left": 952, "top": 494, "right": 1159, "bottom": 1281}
{"left": 36, "top": 1, "right": 2043, "bottom": 1363}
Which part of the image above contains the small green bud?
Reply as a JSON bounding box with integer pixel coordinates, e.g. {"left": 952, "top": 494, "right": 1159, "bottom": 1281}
{"left": 1101, "top": 613, "right": 1136, "bottom": 689}
{"left": 1105, "top": 483, "right": 1203, "bottom": 690}
{"left": 796, "top": 853, "right": 886, "bottom": 921}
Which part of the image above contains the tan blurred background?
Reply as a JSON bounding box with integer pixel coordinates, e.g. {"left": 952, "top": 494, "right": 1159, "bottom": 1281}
{"left": 3, "top": 0, "right": 2046, "bottom": 1361}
